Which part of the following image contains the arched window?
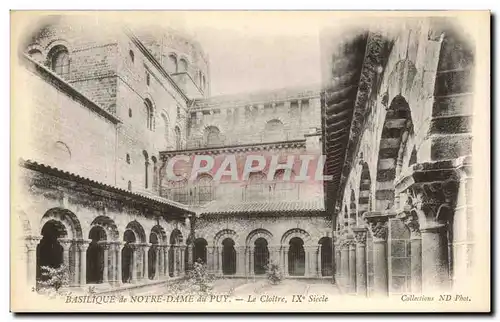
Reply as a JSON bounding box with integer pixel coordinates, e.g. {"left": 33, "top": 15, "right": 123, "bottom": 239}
{"left": 273, "top": 169, "right": 296, "bottom": 200}
{"left": 127, "top": 181, "right": 132, "bottom": 191}
{"left": 264, "top": 119, "right": 284, "bottom": 142}
{"left": 246, "top": 172, "right": 266, "bottom": 201}
{"left": 197, "top": 174, "right": 214, "bottom": 204}
{"left": 143, "top": 150, "right": 149, "bottom": 189}
{"left": 161, "top": 114, "right": 169, "bottom": 146}
{"left": 179, "top": 58, "right": 188, "bottom": 72}
{"left": 129, "top": 50, "right": 135, "bottom": 63}
{"left": 175, "top": 126, "right": 182, "bottom": 150}
{"left": 53, "top": 141, "right": 71, "bottom": 163}
{"left": 126, "top": 153, "right": 130, "bottom": 164}
{"left": 49, "top": 46, "right": 70, "bottom": 78}
{"left": 144, "top": 99, "right": 154, "bottom": 131}
{"left": 28, "top": 49, "right": 43, "bottom": 62}
{"left": 166, "top": 54, "right": 177, "bottom": 73}
{"left": 205, "top": 126, "right": 221, "bottom": 147}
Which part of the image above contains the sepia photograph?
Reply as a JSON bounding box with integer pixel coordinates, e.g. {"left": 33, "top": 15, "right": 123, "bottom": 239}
{"left": 9, "top": 10, "right": 491, "bottom": 313}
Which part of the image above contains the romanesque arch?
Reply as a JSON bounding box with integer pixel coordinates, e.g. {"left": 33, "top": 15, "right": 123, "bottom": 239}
{"left": 86, "top": 216, "right": 119, "bottom": 284}
{"left": 375, "top": 95, "right": 413, "bottom": 212}
{"left": 282, "top": 228, "right": 311, "bottom": 277}
{"left": 121, "top": 220, "right": 146, "bottom": 283}
{"left": 318, "top": 236, "right": 333, "bottom": 276}
{"left": 169, "top": 229, "right": 184, "bottom": 277}
{"left": 247, "top": 229, "right": 273, "bottom": 275}
{"left": 37, "top": 208, "right": 82, "bottom": 282}
{"left": 148, "top": 225, "right": 167, "bottom": 280}
{"left": 193, "top": 238, "right": 208, "bottom": 264}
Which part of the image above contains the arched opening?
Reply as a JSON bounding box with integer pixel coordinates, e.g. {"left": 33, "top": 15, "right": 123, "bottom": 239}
{"left": 222, "top": 238, "right": 236, "bottom": 275}
{"left": 319, "top": 237, "right": 333, "bottom": 277}
{"left": 272, "top": 169, "right": 297, "bottom": 200}
{"left": 49, "top": 45, "right": 70, "bottom": 78}
{"left": 288, "top": 237, "right": 305, "bottom": 276}
{"left": 194, "top": 238, "right": 208, "bottom": 265}
{"left": 144, "top": 99, "right": 154, "bottom": 131}
{"left": 245, "top": 172, "right": 266, "bottom": 201}
{"left": 253, "top": 238, "right": 269, "bottom": 275}
{"left": 166, "top": 54, "right": 177, "bottom": 73}
{"left": 175, "top": 126, "right": 182, "bottom": 150}
{"left": 86, "top": 226, "right": 107, "bottom": 284}
{"left": 197, "top": 174, "right": 214, "bottom": 204}
{"left": 143, "top": 150, "right": 149, "bottom": 189}
{"left": 375, "top": 95, "right": 413, "bottom": 211}
{"left": 169, "top": 230, "right": 183, "bottom": 277}
{"left": 122, "top": 230, "right": 135, "bottom": 283}
{"left": 204, "top": 126, "right": 221, "bottom": 147}
{"left": 148, "top": 233, "right": 158, "bottom": 280}
{"left": 36, "top": 220, "right": 65, "bottom": 281}
{"left": 179, "top": 58, "right": 188, "bottom": 73}
{"left": 264, "top": 119, "right": 284, "bottom": 142}
{"left": 358, "top": 162, "right": 372, "bottom": 222}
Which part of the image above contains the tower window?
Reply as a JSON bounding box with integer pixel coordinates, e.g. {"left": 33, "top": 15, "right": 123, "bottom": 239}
{"left": 129, "top": 50, "right": 135, "bottom": 63}
{"left": 129, "top": 108, "right": 132, "bottom": 118}
{"left": 49, "top": 46, "right": 70, "bottom": 78}
{"left": 126, "top": 153, "right": 130, "bottom": 164}
{"left": 146, "top": 72, "right": 150, "bottom": 86}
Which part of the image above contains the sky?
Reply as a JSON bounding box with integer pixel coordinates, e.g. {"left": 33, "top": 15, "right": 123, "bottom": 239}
{"left": 126, "top": 12, "right": 334, "bottom": 96}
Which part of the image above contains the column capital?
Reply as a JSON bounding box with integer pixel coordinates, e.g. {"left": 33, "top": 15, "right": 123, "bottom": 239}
{"left": 57, "top": 238, "right": 73, "bottom": 250}
{"left": 363, "top": 212, "right": 389, "bottom": 242}
{"left": 24, "top": 235, "right": 42, "bottom": 250}
{"left": 206, "top": 246, "right": 215, "bottom": 254}
{"left": 77, "top": 239, "right": 92, "bottom": 252}
{"left": 352, "top": 227, "right": 368, "bottom": 246}
{"left": 397, "top": 210, "right": 421, "bottom": 239}
{"left": 97, "top": 240, "right": 111, "bottom": 249}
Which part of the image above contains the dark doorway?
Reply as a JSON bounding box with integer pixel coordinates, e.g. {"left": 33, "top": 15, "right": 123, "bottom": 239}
{"left": 194, "top": 238, "right": 208, "bottom": 265}
{"left": 36, "top": 220, "right": 65, "bottom": 281}
{"left": 319, "top": 237, "right": 333, "bottom": 276}
{"left": 254, "top": 238, "right": 269, "bottom": 275}
{"left": 288, "top": 237, "right": 305, "bottom": 276}
{"left": 222, "top": 238, "right": 236, "bottom": 275}
{"left": 87, "top": 226, "right": 106, "bottom": 283}
{"left": 148, "top": 233, "right": 158, "bottom": 280}
{"left": 122, "top": 230, "right": 135, "bottom": 283}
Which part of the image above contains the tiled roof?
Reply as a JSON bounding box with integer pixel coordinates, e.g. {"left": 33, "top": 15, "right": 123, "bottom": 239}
{"left": 19, "top": 159, "right": 194, "bottom": 214}
{"left": 200, "top": 199, "right": 325, "bottom": 215}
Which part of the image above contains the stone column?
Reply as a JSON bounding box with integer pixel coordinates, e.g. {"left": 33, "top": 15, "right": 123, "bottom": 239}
{"left": 398, "top": 211, "right": 422, "bottom": 293}
{"left": 153, "top": 246, "right": 160, "bottom": 280}
{"left": 305, "top": 246, "right": 311, "bottom": 277}
{"left": 236, "top": 246, "right": 246, "bottom": 276}
{"left": 364, "top": 213, "right": 389, "bottom": 296}
{"left": 78, "top": 240, "right": 91, "bottom": 287}
{"left": 187, "top": 244, "right": 194, "bottom": 271}
{"left": 353, "top": 227, "right": 368, "bottom": 297}
{"left": 283, "top": 246, "right": 289, "bottom": 277}
{"left": 206, "top": 246, "right": 214, "bottom": 274}
{"left": 163, "top": 245, "right": 172, "bottom": 279}
{"left": 144, "top": 244, "right": 151, "bottom": 280}
{"left": 339, "top": 239, "right": 349, "bottom": 289}
{"left": 131, "top": 243, "right": 138, "bottom": 283}
{"left": 180, "top": 246, "right": 186, "bottom": 275}
{"left": 333, "top": 235, "right": 341, "bottom": 283}
{"left": 316, "top": 245, "right": 322, "bottom": 277}
{"left": 421, "top": 223, "right": 449, "bottom": 293}
{"left": 249, "top": 247, "right": 255, "bottom": 276}
{"left": 116, "top": 242, "right": 123, "bottom": 285}
{"left": 58, "top": 238, "right": 73, "bottom": 284}
{"left": 109, "top": 242, "right": 117, "bottom": 284}
{"left": 25, "top": 236, "right": 42, "bottom": 288}
{"left": 172, "top": 246, "right": 178, "bottom": 277}
{"left": 98, "top": 241, "right": 110, "bottom": 283}
{"left": 347, "top": 236, "right": 356, "bottom": 293}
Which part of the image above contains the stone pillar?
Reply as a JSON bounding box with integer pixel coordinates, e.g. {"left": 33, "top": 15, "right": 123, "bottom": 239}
{"left": 398, "top": 211, "right": 422, "bottom": 293}
{"left": 316, "top": 245, "right": 322, "bottom": 277}
{"left": 187, "top": 244, "right": 194, "bottom": 271}
{"left": 98, "top": 241, "right": 110, "bottom": 283}
{"left": 78, "top": 240, "right": 91, "bottom": 287}
{"left": 339, "top": 239, "right": 349, "bottom": 289}
{"left": 249, "top": 248, "right": 255, "bottom": 276}
{"left": 58, "top": 238, "right": 73, "bottom": 284}
{"left": 131, "top": 243, "right": 138, "bottom": 283}
{"left": 116, "top": 242, "right": 123, "bottom": 285}
{"left": 364, "top": 213, "right": 389, "bottom": 296}
{"left": 25, "top": 236, "right": 42, "bottom": 288}
{"left": 347, "top": 236, "right": 356, "bottom": 293}
{"left": 172, "top": 246, "right": 178, "bottom": 277}
{"left": 353, "top": 227, "right": 368, "bottom": 297}
{"left": 421, "top": 223, "right": 450, "bottom": 293}
{"left": 305, "top": 246, "right": 311, "bottom": 277}
{"left": 236, "top": 246, "right": 245, "bottom": 276}
{"left": 206, "top": 246, "right": 214, "bottom": 274}
{"left": 163, "top": 245, "right": 172, "bottom": 279}
{"left": 109, "top": 242, "right": 117, "bottom": 284}
{"left": 180, "top": 246, "right": 186, "bottom": 275}
{"left": 143, "top": 244, "right": 150, "bottom": 281}
{"left": 155, "top": 246, "right": 161, "bottom": 280}
{"left": 333, "top": 235, "right": 341, "bottom": 283}
{"left": 283, "top": 246, "right": 289, "bottom": 277}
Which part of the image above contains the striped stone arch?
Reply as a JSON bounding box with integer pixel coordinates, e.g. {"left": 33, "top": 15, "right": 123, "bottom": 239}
{"left": 246, "top": 229, "right": 274, "bottom": 246}
{"left": 281, "top": 228, "right": 312, "bottom": 246}
{"left": 375, "top": 95, "right": 413, "bottom": 211}
{"left": 349, "top": 189, "right": 357, "bottom": 224}
{"left": 125, "top": 220, "right": 147, "bottom": 243}
{"left": 90, "top": 216, "right": 119, "bottom": 241}
{"left": 214, "top": 229, "right": 239, "bottom": 247}
{"left": 358, "top": 161, "right": 372, "bottom": 221}
{"left": 151, "top": 225, "right": 168, "bottom": 245}
{"left": 40, "top": 207, "right": 83, "bottom": 239}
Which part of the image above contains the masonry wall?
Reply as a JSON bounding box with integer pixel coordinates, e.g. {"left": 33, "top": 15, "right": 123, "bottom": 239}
{"left": 15, "top": 62, "right": 117, "bottom": 185}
